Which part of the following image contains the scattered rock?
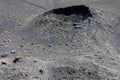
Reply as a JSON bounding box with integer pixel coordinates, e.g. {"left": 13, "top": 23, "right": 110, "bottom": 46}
{"left": 20, "top": 45, "right": 24, "bottom": 48}
{"left": 30, "top": 42, "right": 35, "bottom": 46}
{"left": 39, "top": 69, "right": 44, "bottom": 74}
{"left": 48, "top": 44, "right": 53, "bottom": 47}
{"left": 11, "top": 50, "right": 16, "bottom": 54}
{"left": 19, "top": 34, "right": 26, "bottom": 39}
{"left": 13, "top": 57, "right": 22, "bottom": 63}
{"left": 0, "top": 59, "right": 8, "bottom": 65}
{"left": 1, "top": 54, "right": 8, "bottom": 58}
{"left": 1, "top": 62, "right": 7, "bottom": 65}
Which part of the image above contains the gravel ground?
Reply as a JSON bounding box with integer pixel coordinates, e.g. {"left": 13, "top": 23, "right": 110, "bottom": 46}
{"left": 0, "top": 0, "right": 120, "bottom": 80}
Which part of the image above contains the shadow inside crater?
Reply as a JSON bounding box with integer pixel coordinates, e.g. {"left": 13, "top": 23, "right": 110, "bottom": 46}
{"left": 50, "top": 5, "right": 93, "bottom": 20}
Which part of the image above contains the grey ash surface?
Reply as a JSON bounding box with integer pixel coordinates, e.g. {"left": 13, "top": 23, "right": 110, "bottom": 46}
{"left": 0, "top": 0, "right": 120, "bottom": 80}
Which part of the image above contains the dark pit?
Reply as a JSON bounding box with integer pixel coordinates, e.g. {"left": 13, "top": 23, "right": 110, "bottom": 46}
{"left": 50, "top": 5, "right": 93, "bottom": 20}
